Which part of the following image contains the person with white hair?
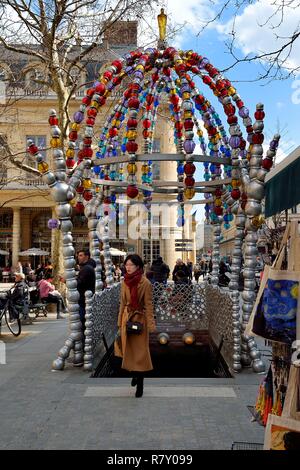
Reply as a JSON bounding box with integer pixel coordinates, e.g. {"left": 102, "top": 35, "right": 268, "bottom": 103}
{"left": 9, "top": 272, "right": 30, "bottom": 321}
{"left": 172, "top": 258, "right": 190, "bottom": 282}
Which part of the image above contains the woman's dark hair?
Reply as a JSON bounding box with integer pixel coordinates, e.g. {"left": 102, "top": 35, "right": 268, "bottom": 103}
{"left": 44, "top": 272, "right": 53, "bottom": 280}
{"left": 124, "top": 254, "right": 144, "bottom": 270}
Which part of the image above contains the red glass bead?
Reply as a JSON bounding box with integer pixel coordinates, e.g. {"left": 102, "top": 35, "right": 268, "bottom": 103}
{"left": 175, "top": 121, "right": 183, "bottom": 131}
{"left": 184, "top": 176, "right": 195, "bottom": 187}
{"left": 127, "top": 118, "right": 137, "bottom": 129}
{"left": 227, "top": 115, "right": 237, "bottom": 124}
{"left": 184, "top": 162, "right": 196, "bottom": 175}
{"left": 86, "top": 117, "right": 95, "bottom": 126}
{"left": 128, "top": 97, "right": 139, "bottom": 109}
{"left": 66, "top": 158, "right": 75, "bottom": 168}
{"left": 224, "top": 104, "right": 235, "bottom": 116}
{"left": 112, "top": 76, "right": 122, "bottom": 86}
{"left": 246, "top": 125, "right": 253, "bottom": 133}
{"left": 112, "top": 60, "right": 122, "bottom": 73}
{"left": 195, "top": 95, "right": 205, "bottom": 105}
{"left": 95, "top": 83, "right": 106, "bottom": 95}
{"left": 252, "top": 133, "right": 264, "bottom": 144}
{"left": 28, "top": 144, "right": 38, "bottom": 155}
{"left": 103, "top": 70, "right": 113, "bottom": 81}
{"left": 262, "top": 158, "right": 273, "bottom": 170}
{"left": 152, "top": 73, "right": 159, "bottom": 82}
{"left": 75, "top": 202, "right": 84, "bottom": 213}
{"left": 126, "top": 141, "right": 138, "bottom": 153}
{"left": 97, "top": 96, "right": 106, "bottom": 106}
{"left": 170, "top": 95, "right": 179, "bottom": 105}
{"left": 126, "top": 185, "right": 139, "bottom": 199}
{"left": 184, "top": 120, "right": 194, "bottom": 130}
{"left": 104, "top": 175, "right": 110, "bottom": 180}
{"left": 202, "top": 75, "right": 212, "bottom": 85}
{"left": 76, "top": 185, "right": 84, "bottom": 194}
{"left": 143, "top": 119, "right": 151, "bottom": 129}
{"left": 215, "top": 188, "right": 222, "bottom": 197}
{"left": 214, "top": 206, "right": 223, "bottom": 216}
{"left": 236, "top": 100, "right": 244, "bottom": 108}
{"left": 86, "top": 88, "right": 95, "bottom": 97}
{"left": 143, "top": 130, "right": 150, "bottom": 138}
{"left": 254, "top": 110, "right": 265, "bottom": 120}
{"left": 109, "top": 127, "right": 118, "bottom": 137}
{"left": 104, "top": 196, "right": 111, "bottom": 204}
{"left": 83, "top": 147, "right": 93, "bottom": 158}
{"left": 87, "top": 108, "right": 97, "bottom": 118}
{"left": 231, "top": 189, "right": 240, "bottom": 200}
{"left": 83, "top": 190, "right": 93, "bottom": 201}
{"left": 146, "top": 95, "right": 154, "bottom": 105}
{"left": 240, "top": 139, "right": 246, "bottom": 150}
{"left": 83, "top": 137, "right": 92, "bottom": 145}
{"left": 82, "top": 96, "right": 91, "bottom": 105}
{"left": 69, "top": 131, "right": 78, "bottom": 141}
{"left": 48, "top": 116, "right": 58, "bottom": 126}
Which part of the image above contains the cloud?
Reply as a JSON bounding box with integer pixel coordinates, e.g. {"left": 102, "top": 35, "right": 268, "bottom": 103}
{"left": 216, "top": 0, "right": 300, "bottom": 73}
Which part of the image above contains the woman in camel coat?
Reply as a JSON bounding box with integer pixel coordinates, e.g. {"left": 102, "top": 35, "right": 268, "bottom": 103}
{"left": 114, "top": 254, "right": 156, "bottom": 397}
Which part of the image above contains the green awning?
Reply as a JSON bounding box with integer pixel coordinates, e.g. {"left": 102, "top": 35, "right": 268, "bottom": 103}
{"left": 265, "top": 156, "right": 300, "bottom": 217}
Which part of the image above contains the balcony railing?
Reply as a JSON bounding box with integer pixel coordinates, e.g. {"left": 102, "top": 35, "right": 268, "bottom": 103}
{"left": 3, "top": 86, "right": 124, "bottom": 100}
{"left": 0, "top": 178, "right": 47, "bottom": 189}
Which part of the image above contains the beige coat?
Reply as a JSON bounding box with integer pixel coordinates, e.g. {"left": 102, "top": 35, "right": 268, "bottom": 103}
{"left": 114, "top": 276, "right": 156, "bottom": 372}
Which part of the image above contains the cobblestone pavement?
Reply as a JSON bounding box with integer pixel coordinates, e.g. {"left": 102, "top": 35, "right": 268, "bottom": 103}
{"left": 0, "top": 313, "right": 267, "bottom": 450}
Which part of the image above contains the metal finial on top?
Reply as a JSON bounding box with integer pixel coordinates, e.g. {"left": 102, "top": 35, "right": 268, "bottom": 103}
{"left": 157, "top": 8, "right": 167, "bottom": 49}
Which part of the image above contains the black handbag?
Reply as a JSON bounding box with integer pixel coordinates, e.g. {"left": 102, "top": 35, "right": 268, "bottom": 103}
{"left": 126, "top": 310, "right": 143, "bottom": 335}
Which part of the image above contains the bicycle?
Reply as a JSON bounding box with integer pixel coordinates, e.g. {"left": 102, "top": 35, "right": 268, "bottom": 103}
{"left": 0, "top": 291, "right": 22, "bottom": 336}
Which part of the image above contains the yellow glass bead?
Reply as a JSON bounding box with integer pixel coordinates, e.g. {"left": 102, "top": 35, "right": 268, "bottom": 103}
{"left": 95, "top": 186, "right": 101, "bottom": 193}
{"left": 91, "top": 101, "right": 99, "bottom": 109}
{"left": 176, "top": 59, "right": 183, "bottom": 65}
{"left": 170, "top": 89, "right": 176, "bottom": 95}
{"left": 228, "top": 86, "right": 236, "bottom": 95}
{"left": 69, "top": 198, "right": 77, "bottom": 207}
{"left": 126, "top": 130, "right": 137, "bottom": 140}
{"left": 197, "top": 130, "right": 203, "bottom": 136}
{"left": 66, "top": 149, "right": 75, "bottom": 157}
{"left": 115, "top": 120, "right": 120, "bottom": 128}
{"left": 184, "top": 188, "right": 195, "bottom": 200}
{"left": 184, "top": 111, "right": 193, "bottom": 119}
{"left": 38, "top": 161, "right": 49, "bottom": 173}
{"left": 72, "top": 123, "right": 80, "bottom": 131}
{"left": 83, "top": 179, "right": 92, "bottom": 189}
{"left": 142, "top": 164, "right": 149, "bottom": 173}
{"left": 182, "top": 92, "right": 190, "bottom": 100}
{"left": 127, "top": 163, "right": 137, "bottom": 174}
{"left": 175, "top": 78, "right": 181, "bottom": 87}
{"left": 231, "top": 179, "right": 240, "bottom": 188}
{"left": 215, "top": 198, "right": 222, "bottom": 206}
{"left": 50, "top": 137, "right": 60, "bottom": 148}
{"left": 136, "top": 64, "right": 144, "bottom": 71}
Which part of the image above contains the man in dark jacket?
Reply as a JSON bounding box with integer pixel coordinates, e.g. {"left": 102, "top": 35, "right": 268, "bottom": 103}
{"left": 150, "top": 256, "right": 170, "bottom": 284}
{"left": 77, "top": 249, "right": 95, "bottom": 327}
{"left": 172, "top": 259, "right": 190, "bottom": 282}
{"left": 9, "top": 272, "right": 30, "bottom": 320}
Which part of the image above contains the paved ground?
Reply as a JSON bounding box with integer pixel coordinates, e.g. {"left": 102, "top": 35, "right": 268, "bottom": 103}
{"left": 0, "top": 311, "right": 268, "bottom": 450}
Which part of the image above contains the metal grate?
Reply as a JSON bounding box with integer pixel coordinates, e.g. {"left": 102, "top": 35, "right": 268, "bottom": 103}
{"left": 231, "top": 441, "right": 264, "bottom": 450}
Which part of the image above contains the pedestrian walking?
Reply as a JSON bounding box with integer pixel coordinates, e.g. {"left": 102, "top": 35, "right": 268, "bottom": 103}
{"left": 172, "top": 259, "right": 190, "bottom": 282}
{"left": 77, "top": 249, "right": 96, "bottom": 327}
{"left": 114, "top": 254, "right": 156, "bottom": 398}
{"left": 150, "top": 256, "right": 170, "bottom": 284}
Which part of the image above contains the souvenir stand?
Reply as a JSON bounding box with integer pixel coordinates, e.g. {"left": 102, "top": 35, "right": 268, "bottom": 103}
{"left": 246, "top": 157, "right": 300, "bottom": 448}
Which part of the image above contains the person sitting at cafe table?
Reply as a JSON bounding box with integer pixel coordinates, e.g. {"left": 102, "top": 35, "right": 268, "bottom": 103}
{"left": 38, "top": 273, "right": 67, "bottom": 319}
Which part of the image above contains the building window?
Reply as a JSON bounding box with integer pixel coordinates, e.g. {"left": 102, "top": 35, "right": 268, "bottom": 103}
{"left": 152, "top": 162, "right": 160, "bottom": 181}
{"left": 0, "top": 212, "right": 12, "bottom": 228}
{"left": 26, "top": 135, "right": 46, "bottom": 167}
{"left": 142, "top": 240, "right": 160, "bottom": 264}
{"left": 152, "top": 138, "right": 160, "bottom": 153}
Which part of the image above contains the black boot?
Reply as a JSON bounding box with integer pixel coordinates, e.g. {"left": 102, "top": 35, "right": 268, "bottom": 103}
{"left": 131, "top": 376, "right": 137, "bottom": 387}
{"left": 135, "top": 375, "right": 144, "bottom": 398}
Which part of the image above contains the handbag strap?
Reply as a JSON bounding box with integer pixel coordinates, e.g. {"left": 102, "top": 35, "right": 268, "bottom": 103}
{"left": 272, "top": 222, "right": 291, "bottom": 270}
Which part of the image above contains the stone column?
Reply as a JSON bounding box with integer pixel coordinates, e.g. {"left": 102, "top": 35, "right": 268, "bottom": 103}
{"left": 12, "top": 207, "right": 21, "bottom": 268}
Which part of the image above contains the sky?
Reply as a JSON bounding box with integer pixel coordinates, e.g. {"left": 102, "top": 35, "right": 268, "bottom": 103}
{"left": 140, "top": 0, "right": 300, "bottom": 222}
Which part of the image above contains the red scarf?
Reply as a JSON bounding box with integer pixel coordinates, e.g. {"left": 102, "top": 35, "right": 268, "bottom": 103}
{"left": 124, "top": 268, "right": 143, "bottom": 310}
